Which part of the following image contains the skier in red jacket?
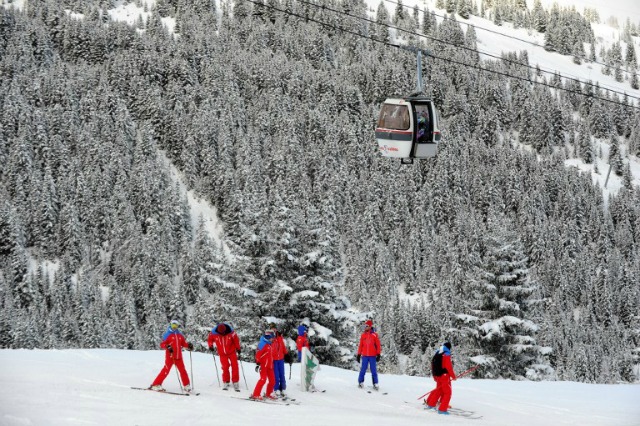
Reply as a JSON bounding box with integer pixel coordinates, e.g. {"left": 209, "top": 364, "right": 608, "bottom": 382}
{"left": 251, "top": 329, "right": 277, "bottom": 400}
{"left": 269, "top": 322, "right": 289, "bottom": 397}
{"left": 356, "top": 319, "right": 382, "bottom": 390}
{"left": 150, "top": 320, "right": 194, "bottom": 392}
{"left": 208, "top": 322, "right": 242, "bottom": 391}
{"left": 425, "top": 342, "right": 457, "bottom": 415}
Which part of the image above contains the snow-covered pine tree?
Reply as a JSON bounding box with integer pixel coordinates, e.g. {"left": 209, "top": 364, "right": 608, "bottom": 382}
{"left": 531, "top": 0, "right": 547, "bottom": 32}
{"left": 458, "top": 0, "right": 471, "bottom": 19}
{"left": 577, "top": 121, "right": 594, "bottom": 164}
{"left": 467, "top": 214, "right": 552, "bottom": 380}
{"left": 374, "top": 1, "right": 391, "bottom": 43}
{"left": 608, "top": 136, "right": 624, "bottom": 176}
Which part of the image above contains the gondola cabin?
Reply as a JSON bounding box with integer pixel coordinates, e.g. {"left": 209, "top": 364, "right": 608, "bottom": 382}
{"left": 375, "top": 97, "right": 441, "bottom": 162}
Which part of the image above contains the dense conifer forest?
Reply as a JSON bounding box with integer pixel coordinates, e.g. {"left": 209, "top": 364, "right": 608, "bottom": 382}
{"left": 0, "top": 0, "right": 639, "bottom": 383}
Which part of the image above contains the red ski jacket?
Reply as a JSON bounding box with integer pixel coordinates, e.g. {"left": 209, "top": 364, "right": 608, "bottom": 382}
{"left": 256, "top": 340, "right": 274, "bottom": 369}
{"left": 357, "top": 330, "right": 381, "bottom": 357}
{"left": 441, "top": 352, "right": 457, "bottom": 380}
{"left": 296, "top": 335, "right": 309, "bottom": 352}
{"left": 160, "top": 330, "right": 189, "bottom": 360}
{"left": 208, "top": 329, "right": 241, "bottom": 356}
{"left": 271, "top": 333, "right": 287, "bottom": 361}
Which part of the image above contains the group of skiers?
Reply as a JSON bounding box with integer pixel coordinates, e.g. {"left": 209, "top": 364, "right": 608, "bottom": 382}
{"left": 149, "top": 320, "right": 310, "bottom": 400}
{"left": 149, "top": 318, "right": 458, "bottom": 415}
{"left": 251, "top": 322, "right": 307, "bottom": 399}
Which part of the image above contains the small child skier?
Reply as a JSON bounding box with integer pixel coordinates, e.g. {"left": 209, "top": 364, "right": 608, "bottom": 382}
{"left": 251, "top": 329, "right": 277, "bottom": 400}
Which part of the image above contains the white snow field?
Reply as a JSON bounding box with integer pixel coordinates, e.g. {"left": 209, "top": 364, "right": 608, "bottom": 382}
{"left": 0, "top": 349, "right": 638, "bottom": 426}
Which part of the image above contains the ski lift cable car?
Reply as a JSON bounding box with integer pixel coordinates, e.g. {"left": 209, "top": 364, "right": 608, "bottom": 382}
{"left": 376, "top": 49, "right": 442, "bottom": 164}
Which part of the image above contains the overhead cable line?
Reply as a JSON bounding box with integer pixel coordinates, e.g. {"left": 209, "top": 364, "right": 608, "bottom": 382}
{"left": 382, "top": 0, "right": 640, "bottom": 81}
{"left": 241, "top": 0, "right": 640, "bottom": 110}
{"left": 294, "top": 0, "right": 640, "bottom": 104}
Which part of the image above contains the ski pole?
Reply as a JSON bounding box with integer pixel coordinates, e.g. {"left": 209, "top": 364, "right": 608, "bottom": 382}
{"left": 189, "top": 350, "right": 194, "bottom": 391}
{"left": 211, "top": 351, "right": 221, "bottom": 387}
{"left": 174, "top": 360, "right": 185, "bottom": 393}
{"left": 169, "top": 345, "right": 185, "bottom": 393}
{"left": 239, "top": 359, "right": 249, "bottom": 390}
{"left": 416, "top": 390, "right": 433, "bottom": 400}
{"left": 457, "top": 365, "right": 480, "bottom": 379}
{"left": 289, "top": 362, "right": 292, "bottom": 380}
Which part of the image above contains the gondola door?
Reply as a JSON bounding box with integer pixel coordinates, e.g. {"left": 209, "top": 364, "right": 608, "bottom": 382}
{"left": 410, "top": 101, "right": 438, "bottom": 159}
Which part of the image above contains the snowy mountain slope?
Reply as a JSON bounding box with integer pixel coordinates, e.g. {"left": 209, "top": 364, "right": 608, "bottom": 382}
{"left": 1, "top": 349, "right": 638, "bottom": 426}
{"left": 468, "top": 17, "right": 638, "bottom": 98}
{"left": 533, "top": 0, "right": 640, "bottom": 28}
{"left": 41, "top": 0, "right": 634, "bottom": 101}
{"left": 369, "top": 0, "right": 639, "bottom": 98}
{"left": 160, "top": 150, "right": 233, "bottom": 261}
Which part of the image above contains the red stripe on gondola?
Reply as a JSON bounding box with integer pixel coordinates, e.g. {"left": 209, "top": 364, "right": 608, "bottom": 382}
{"left": 375, "top": 128, "right": 413, "bottom": 134}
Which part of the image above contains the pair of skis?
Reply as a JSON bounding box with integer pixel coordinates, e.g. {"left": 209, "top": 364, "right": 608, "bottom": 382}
{"left": 426, "top": 406, "right": 482, "bottom": 419}
{"left": 131, "top": 386, "right": 200, "bottom": 396}
{"left": 413, "top": 403, "right": 482, "bottom": 419}
{"left": 360, "top": 385, "right": 388, "bottom": 395}
{"left": 133, "top": 387, "right": 299, "bottom": 405}
{"left": 448, "top": 407, "right": 482, "bottom": 419}
{"left": 132, "top": 383, "right": 240, "bottom": 397}
{"left": 232, "top": 396, "right": 301, "bottom": 406}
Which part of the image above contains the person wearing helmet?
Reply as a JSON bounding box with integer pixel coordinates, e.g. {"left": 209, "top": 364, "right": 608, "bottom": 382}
{"left": 269, "top": 322, "right": 289, "bottom": 397}
{"left": 208, "top": 322, "right": 242, "bottom": 391}
{"left": 425, "top": 342, "right": 457, "bottom": 415}
{"left": 150, "top": 320, "right": 194, "bottom": 392}
{"left": 251, "top": 329, "right": 277, "bottom": 400}
{"left": 356, "top": 319, "right": 382, "bottom": 390}
{"left": 296, "top": 324, "right": 310, "bottom": 362}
